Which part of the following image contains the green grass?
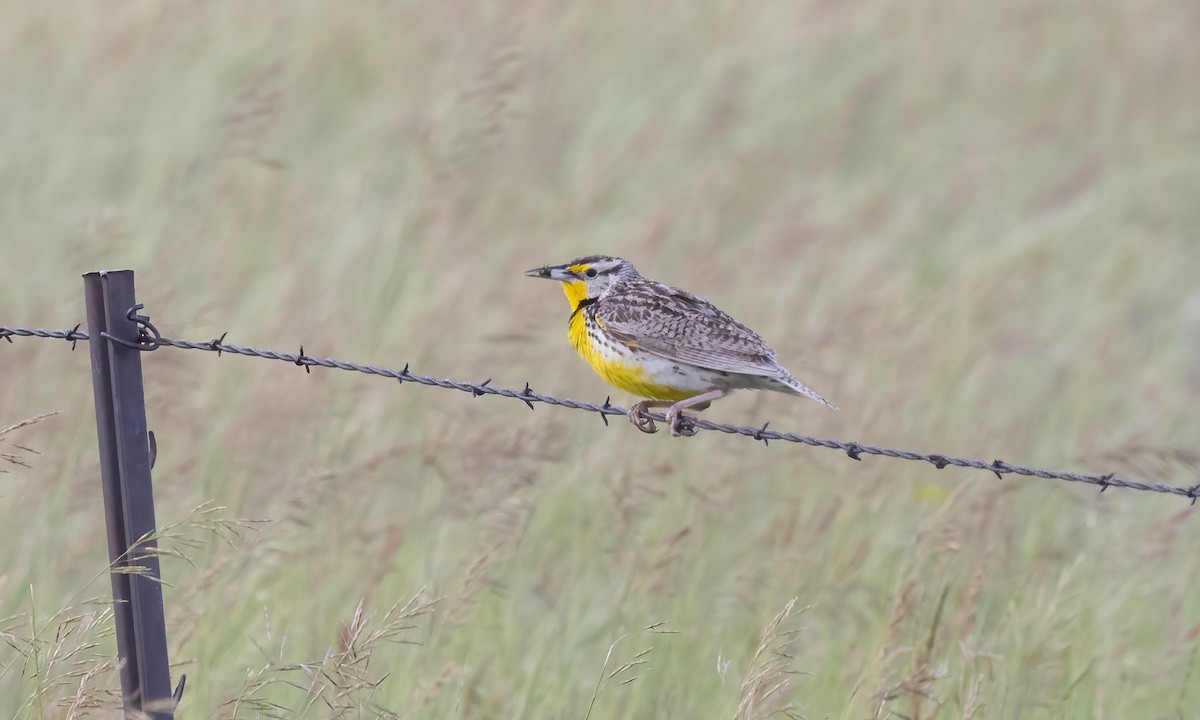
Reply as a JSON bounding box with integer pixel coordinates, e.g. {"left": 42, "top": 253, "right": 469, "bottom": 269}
{"left": 3, "top": 0, "right": 1200, "bottom": 717}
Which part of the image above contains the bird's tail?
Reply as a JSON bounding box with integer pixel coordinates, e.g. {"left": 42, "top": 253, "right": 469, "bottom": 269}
{"left": 772, "top": 369, "right": 840, "bottom": 411}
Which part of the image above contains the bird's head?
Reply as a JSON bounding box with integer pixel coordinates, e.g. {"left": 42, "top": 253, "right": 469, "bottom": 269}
{"left": 524, "top": 255, "right": 636, "bottom": 311}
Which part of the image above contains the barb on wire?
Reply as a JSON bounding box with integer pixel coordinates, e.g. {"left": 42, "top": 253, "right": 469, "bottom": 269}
{"left": 0, "top": 325, "right": 91, "bottom": 347}
{"left": 3, "top": 323, "right": 1198, "bottom": 503}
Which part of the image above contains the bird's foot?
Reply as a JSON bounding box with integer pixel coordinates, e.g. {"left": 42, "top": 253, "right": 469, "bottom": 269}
{"left": 666, "top": 407, "right": 697, "bottom": 437}
{"left": 627, "top": 401, "right": 659, "bottom": 434}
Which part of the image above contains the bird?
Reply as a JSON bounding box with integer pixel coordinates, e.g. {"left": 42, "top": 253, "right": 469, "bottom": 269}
{"left": 525, "top": 255, "right": 838, "bottom": 436}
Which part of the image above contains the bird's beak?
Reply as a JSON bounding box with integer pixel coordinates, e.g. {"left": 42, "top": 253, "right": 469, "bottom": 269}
{"left": 524, "top": 264, "right": 574, "bottom": 282}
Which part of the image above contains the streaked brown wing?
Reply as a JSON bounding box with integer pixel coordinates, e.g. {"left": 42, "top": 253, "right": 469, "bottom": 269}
{"left": 596, "top": 283, "right": 781, "bottom": 377}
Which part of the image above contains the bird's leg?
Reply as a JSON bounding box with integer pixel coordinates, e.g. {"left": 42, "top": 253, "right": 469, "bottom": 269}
{"left": 665, "top": 390, "right": 731, "bottom": 437}
{"left": 627, "top": 399, "right": 673, "bottom": 434}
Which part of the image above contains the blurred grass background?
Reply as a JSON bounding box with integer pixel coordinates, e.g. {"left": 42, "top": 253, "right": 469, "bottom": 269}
{"left": 2, "top": 0, "right": 1199, "bottom": 717}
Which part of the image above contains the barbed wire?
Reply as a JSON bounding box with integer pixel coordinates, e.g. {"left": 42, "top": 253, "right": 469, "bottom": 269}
{"left": 3, "top": 322, "right": 1198, "bottom": 503}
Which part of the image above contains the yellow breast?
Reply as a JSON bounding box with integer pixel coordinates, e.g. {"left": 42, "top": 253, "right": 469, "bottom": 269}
{"left": 567, "top": 304, "right": 697, "bottom": 401}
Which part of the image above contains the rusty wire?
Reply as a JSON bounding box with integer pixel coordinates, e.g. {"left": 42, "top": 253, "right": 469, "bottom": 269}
{"left": 3, "top": 322, "right": 1198, "bottom": 503}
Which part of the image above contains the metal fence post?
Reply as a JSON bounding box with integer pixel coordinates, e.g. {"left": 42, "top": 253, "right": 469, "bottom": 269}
{"left": 83, "top": 270, "right": 175, "bottom": 719}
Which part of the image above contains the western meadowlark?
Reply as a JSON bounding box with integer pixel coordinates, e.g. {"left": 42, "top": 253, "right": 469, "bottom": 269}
{"left": 525, "top": 255, "right": 838, "bottom": 436}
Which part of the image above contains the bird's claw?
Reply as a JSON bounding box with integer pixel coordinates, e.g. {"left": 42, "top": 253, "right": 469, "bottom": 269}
{"left": 627, "top": 403, "right": 659, "bottom": 434}
{"left": 667, "top": 409, "right": 697, "bottom": 437}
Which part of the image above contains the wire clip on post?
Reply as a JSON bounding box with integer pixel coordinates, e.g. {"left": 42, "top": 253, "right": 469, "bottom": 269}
{"left": 99, "top": 303, "right": 162, "bottom": 351}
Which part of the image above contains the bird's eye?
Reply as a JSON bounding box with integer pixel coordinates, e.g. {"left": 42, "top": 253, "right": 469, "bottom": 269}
{"left": 585, "top": 268, "right": 598, "bottom": 278}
